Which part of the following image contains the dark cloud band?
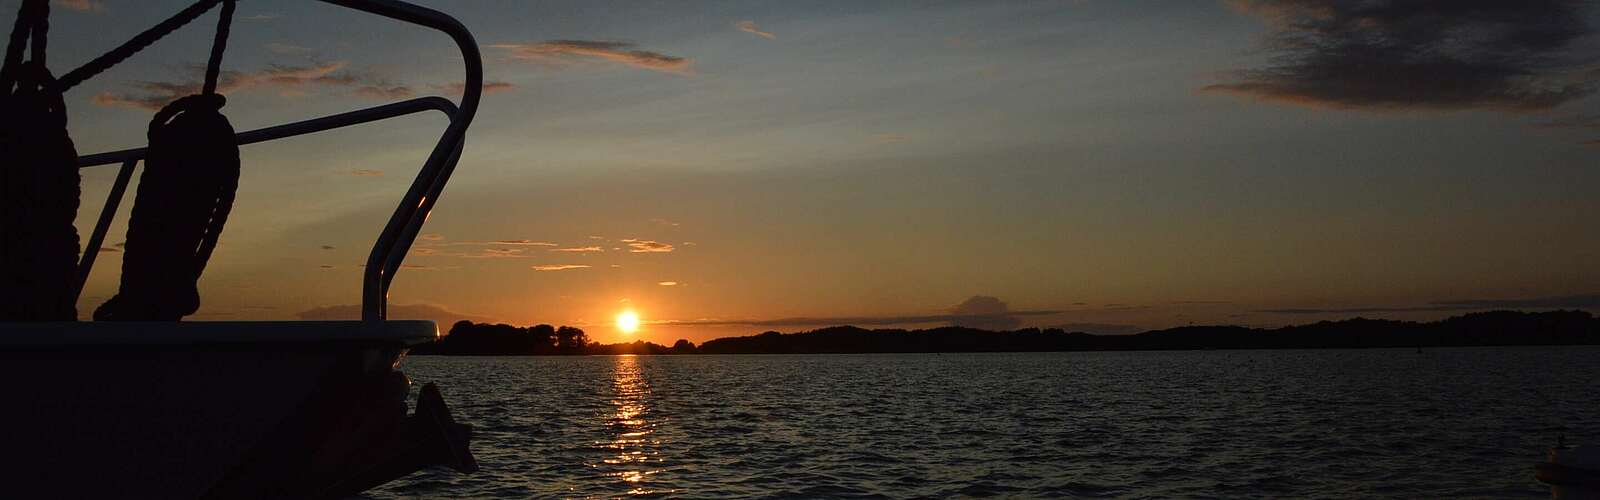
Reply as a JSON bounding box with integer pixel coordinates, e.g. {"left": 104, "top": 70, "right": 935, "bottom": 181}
{"left": 1207, "top": 0, "right": 1597, "bottom": 111}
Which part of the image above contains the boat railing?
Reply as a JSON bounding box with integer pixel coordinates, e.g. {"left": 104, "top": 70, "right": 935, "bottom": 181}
{"left": 71, "top": 0, "right": 483, "bottom": 323}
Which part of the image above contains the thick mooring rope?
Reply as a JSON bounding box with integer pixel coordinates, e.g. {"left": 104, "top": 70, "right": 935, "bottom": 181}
{"left": 96, "top": 0, "right": 240, "bottom": 321}
{"left": 1, "top": 0, "right": 81, "bottom": 321}
{"left": 51, "top": 0, "right": 225, "bottom": 93}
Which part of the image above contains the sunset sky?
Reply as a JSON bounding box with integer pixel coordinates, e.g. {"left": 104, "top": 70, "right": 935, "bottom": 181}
{"left": 20, "top": 0, "right": 1600, "bottom": 343}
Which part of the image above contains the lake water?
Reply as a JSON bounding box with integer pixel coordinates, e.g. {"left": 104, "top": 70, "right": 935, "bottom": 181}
{"left": 365, "top": 347, "right": 1598, "bottom": 498}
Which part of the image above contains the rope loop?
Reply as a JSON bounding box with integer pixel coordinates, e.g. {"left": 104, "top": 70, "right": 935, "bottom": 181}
{"left": 149, "top": 93, "right": 226, "bottom": 137}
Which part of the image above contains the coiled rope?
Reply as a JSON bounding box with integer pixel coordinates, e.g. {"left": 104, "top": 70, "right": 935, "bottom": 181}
{"left": 96, "top": 0, "right": 240, "bottom": 321}
{"left": 1, "top": 0, "right": 80, "bottom": 321}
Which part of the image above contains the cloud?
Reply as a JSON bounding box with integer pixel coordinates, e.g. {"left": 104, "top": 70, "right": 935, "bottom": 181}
{"left": 97, "top": 246, "right": 120, "bottom": 253}
{"left": 491, "top": 40, "right": 692, "bottom": 74}
{"left": 349, "top": 169, "right": 384, "bottom": 177}
{"left": 319, "top": 245, "right": 335, "bottom": 250}
{"left": 658, "top": 281, "right": 679, "bottom": 286}
{"left": 1533, "top": 114, "right": 1600, "bottom": 130}
{"left": 533, "top": 264, "right": 591, "bottom": 271}
{"left": 242, "top": 13, "right": 280, "bottom": 21}
{"left": 419, "top": 234, "right": 445, "bottom": 241}
{"left": 490, "top": 239, "right": 556, "bottom": 246}
{"left": 420, "top": 248, "right": 542, "bottom": 259}
{"left": 735, "top": 20, "right": 776, "bottom": 40}
{"left": 53, "top": 0, "right": 104, "bottom": 13}
{"left": 264, "top": 42, "right": 314, "bottom": 55}
{"left": 549, "top": 246, "right": 604, "bottom": 253}
{"left": 353, "top": 263, "right": 450, "bottom": 270}
{"left": 949, "top": 295, "right": 1023, "bottom": 330}
{"left": 428, "top": 81, "right": 516, "bottom": 95}
{"left": 437, "top": 239, "right": 557, "bottom": 247}
{"left": 467, "top": 248, "right": 528, "bottom": 258}
{"left": 1531, "top": 114, "right": 1600, "bottom": 143}
{"left": 298, "top": 302, "right": 496, "bottom": 325}
{"left": 352, "top": 85, "right": 414, "bottom": 99}
{"left": 1205, "top": 0, "right": 1598, "bottom": 111}
{"left": 1259, "top": 293, "right": 1600, "bottom": 314}
{"left": 319, "top": 265, "right": 336, "bottom": 269}
{"left": 621, "top": 239, "right": 674, "bottom": 253}
{"left": 92, "top": 61, "right": 400, "bottom": 110}
{"left": 413, "top": 239, "right": 570, "bottom": 259}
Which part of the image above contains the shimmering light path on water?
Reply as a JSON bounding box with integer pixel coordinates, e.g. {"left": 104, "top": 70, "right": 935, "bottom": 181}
{"left": 367, "top": 347, "right": 1599, "bottom": 498}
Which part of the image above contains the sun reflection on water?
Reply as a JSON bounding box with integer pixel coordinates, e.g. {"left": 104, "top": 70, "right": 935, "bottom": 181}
{"left": 599, "top": 355, "right": 673, "bottom": 495}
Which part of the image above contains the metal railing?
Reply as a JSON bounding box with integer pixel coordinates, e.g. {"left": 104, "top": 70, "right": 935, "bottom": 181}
{"left": 73, "top": 0, "right": 483, "bottom": 323}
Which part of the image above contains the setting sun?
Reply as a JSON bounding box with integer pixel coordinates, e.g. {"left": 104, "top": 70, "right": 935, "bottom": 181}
{"left": 615, "top": 310, "right": 640, "bottom": 334}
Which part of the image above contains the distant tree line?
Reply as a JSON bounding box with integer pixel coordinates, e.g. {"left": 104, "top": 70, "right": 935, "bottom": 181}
{"left": 408, "top": 320, "right": 698, "bottom": 355}
{"left": 409, "top": 310, "right": 1598, "bottom": 356}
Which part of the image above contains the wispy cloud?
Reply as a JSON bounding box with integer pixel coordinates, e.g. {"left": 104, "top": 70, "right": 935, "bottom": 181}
{"left": 319, "top": 245, "right": 335, "bottom": 250}
{"left": 658, "top": 281, "right": 680, "bottom": 286}
{"left": 1532, "top": 114, "right": 1600, "bottom": 130}
{"left": 1205, "top": 0, "right": 1598, "bottom": 111}
{"left": 479, "top": 239, "right": 557, "bottom": 247}
{"left": 352, "top": 84, "right": 414, "bottom": 99}
{"left": 430, "top": 239, "right": 556, "bottom": 247}
{"left": 735, "top": 20, "right": 776, "bottom": 40}
{"left": 1258, "top": 293, "right": 1600, "bottom": 314}
{"left": 349, "top": 169, "right": 384, "bottom": 177}
{"left": 1531, "top": 114, "right": 1600, "bottom": 144}
{"left": 264, "top": 42, "right": 314, "bottom": 55}
{"left": 471, "top": 248, "right": 533, "bottom": 258}
{"left": 53, "top": 0, "right": 104, "bottom": 13}
{"left": 242, "top": 13, "right": 280, "bottom": 21}
{"left": 621, "top": 239, "right": 674, "bottom": 253}
{"left": 533, "top": 264, "right": 592, "bottom": 271}
{"left": 429, "top": 81, "right": 516, "bottom": 95}
{"left": 491, "top": 40, "right": 692, "bottom": 74}
{"left": 92, "top": 61, "right": 402, "bottom": 110}
{"left": 549, "top": 246, "right": 604, "bottom": 253}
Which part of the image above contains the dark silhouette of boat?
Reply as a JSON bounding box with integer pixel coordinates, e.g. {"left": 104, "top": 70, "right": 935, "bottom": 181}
{"left": 0, "top": 0, "right": 483, "bottom": 497}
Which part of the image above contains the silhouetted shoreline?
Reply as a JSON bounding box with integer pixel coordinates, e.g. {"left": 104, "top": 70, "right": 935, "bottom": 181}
{"left": 408, "top": 310, "right": 1598, "bottom": 356}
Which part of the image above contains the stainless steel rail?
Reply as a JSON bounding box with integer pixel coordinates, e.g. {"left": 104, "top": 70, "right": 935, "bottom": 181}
{"left": 70, "top": 0, "right": 483, "bottom": 323}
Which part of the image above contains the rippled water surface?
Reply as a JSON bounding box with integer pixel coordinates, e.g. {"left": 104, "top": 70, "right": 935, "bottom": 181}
{"left": 366, "top": 348, "right": 1598, "bottom": 498}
